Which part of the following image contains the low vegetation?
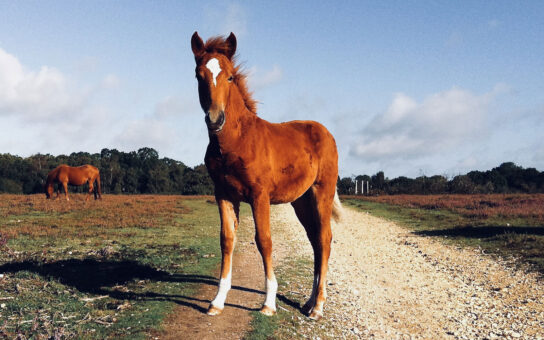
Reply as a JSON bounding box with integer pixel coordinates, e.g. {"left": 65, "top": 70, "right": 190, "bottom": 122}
{"left": 0, "top": 194, "right": 221, "bottom": 339}
{"left": 338, "top": 162, "right": 544, "bottom": 195}
{"left": 2, "top": 193, "right": 543, "bottom": 338}
{"left": 0, "top": 148, "right": 214, "bottom": 195}
{"left": 343, "top": 194, "right": 544, "bottom": 275}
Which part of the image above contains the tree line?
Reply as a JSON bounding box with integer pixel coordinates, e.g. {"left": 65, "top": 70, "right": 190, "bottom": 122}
{"left": 338, "top": 162, "right": 544, "bottom": 195}
{"left": 1, "top": 150, "right": 543, "bottom": 196}
{"left": 0, "top": 148, "right": 213, "bottom": 195}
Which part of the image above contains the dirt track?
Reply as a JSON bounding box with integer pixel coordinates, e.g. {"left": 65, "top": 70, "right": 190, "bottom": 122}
{"left": 159, "top": 204, "right": 544, "bottom": 339}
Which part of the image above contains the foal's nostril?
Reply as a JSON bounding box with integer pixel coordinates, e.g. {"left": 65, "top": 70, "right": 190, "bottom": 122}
{"left": 205, "top": 110, "right": 225, "bottom": 132}
{"left": 217, "top": 111, "right": 225, "bottom": 125}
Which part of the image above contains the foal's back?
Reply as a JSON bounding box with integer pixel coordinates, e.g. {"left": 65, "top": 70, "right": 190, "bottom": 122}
{"left": 251, "top": 117, "right": 338, "bottom": 204}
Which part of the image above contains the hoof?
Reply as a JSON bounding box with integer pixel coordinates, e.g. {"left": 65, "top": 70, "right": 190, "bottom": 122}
{"left": 301, "top": 301, "right": 314, "bottom": 315}
{"left": 207, "top": 305, "right": 223, "bottom": 316}
{"left": 308, "top": 309, "right": 323, "bottom": 321}
{"left": 260, "top": 305, "right": 276, "bottom": 316}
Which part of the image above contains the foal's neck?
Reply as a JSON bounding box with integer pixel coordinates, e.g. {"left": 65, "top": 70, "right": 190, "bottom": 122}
{"left": 212, "top": 86, "right": 257, "bottom": 153}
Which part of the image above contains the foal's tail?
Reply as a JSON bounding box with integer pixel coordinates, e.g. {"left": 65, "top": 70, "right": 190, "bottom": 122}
{"left": 331, "top": 189, "right": 343, "bottom": 223}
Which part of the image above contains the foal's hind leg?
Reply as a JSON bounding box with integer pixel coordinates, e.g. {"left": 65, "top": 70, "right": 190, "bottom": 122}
{"left": 291, "top": 186, "right": 333, "bottom": 320}
{"left": 93, "top": 179, "right": 99, "bottom": 200}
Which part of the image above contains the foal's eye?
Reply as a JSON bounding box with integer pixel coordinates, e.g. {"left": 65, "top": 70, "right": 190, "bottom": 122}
{"left": 228, "top": 76, "right": 234, "bottom": 82}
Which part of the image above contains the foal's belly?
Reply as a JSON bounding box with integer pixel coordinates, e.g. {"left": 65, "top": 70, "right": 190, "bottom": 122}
{"left": 215, "top": 168, "right": 313, "bottom": 205}
{"left": 68, "top": 174, "right": 88, "bottom": 186}
{"left": 269, "top": 175, "right": 314, "bottom": 204}
{"left": 209, "top": 147, "right": 318, "bottom": 204}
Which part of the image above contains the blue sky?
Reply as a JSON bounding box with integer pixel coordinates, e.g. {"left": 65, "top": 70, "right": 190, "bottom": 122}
{"left": 0, "top": 1, "right": 543, "bottom": 178}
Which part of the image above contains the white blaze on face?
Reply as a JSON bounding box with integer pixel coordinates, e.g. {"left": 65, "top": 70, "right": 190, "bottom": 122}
{"left": 206, "top": 58, "right": 221, "bottom": 86}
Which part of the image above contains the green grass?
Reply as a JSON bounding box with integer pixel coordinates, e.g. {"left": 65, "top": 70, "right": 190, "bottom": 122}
{"left": 0, "top": 196, "right": 222, "bottom": 339}
{"left": 12, "top": 194, "right": 538, "bottom": 339}
{"left": 343, "top": 197, "right": 544, "bottom": 276}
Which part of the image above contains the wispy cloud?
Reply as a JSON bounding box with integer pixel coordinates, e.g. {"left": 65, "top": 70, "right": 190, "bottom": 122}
{"left": 487, "top": 19, "right": 500, "bottom": 29}
{"left": 112, "top": 93, "right": 205, "bottom": 161}
{"left": 223, "top": 3, "right": 247, "bottom": 36}
{"left": 154, "top": 95, "right": 199, "bottom": 118}
{"left": 101, "top": 74, "right": 120, "bottom": 89}
{"left": 113, "top": 118, "right": 178, "bottom": 152}
{"left": 445, "top": 31, "right": 463, "bottom": 48}
{"left": 204, "top": 2, "right": 247, "bottom": 37}
{"left": 248, "top": 64, "right": 283, "bottom": 90}
{"left": 351, "top": 85, "right": 508, "bottom": 162}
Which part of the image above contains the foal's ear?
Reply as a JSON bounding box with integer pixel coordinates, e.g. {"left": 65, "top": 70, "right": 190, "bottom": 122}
{"left": 225, "top": 32, "right": 237, "bottom": 60}
{"left": 191, "top": 31, "right": 205, "bottom": 56}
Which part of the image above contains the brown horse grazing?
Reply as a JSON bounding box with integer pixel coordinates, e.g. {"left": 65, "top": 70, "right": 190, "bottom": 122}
{"left": 191, "top": 32, "right": 342, "bottom": 320}
{"left": 45, "top": 164, "right": 102, "bottom": 201}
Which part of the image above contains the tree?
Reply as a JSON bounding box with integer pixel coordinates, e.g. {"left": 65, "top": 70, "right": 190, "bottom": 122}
{"left": 337, "top": 177, "right": 355, "bottom": 195}
{"left": 428, "top": 175, "right": 448, "bottom": 194}
{"left": 449, "top": 175, "right": 475, "bottom": 194}
{"left": 2, "top": 152, "right": 544, "bottom": 196}
{"left": 183, "top": 164, "right": 214, "bottom": 195}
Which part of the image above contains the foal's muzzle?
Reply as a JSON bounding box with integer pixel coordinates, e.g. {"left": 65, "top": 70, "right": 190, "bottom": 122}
{"left": 205, "top": 111, "right": 225, "bottom": 132}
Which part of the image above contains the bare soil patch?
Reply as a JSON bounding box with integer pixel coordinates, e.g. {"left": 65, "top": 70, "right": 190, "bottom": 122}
{"left": 157, "top": 203, "right": 544, "bottom": 339}
{"left": 154, "top": 213, "right": 268, "bottom": 339}
{"left": 276, "top": 204, "right": 544, "bottom": 339}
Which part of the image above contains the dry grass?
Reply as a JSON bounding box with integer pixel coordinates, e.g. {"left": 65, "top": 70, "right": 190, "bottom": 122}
{"left": 0, "top": 194, "right": 195, "bottom": 239}
{"left": 345, "top": 194, "right": 544, "bottom": 220}
{"left": 0, "top": 194, "right": 221, "bottom": 339}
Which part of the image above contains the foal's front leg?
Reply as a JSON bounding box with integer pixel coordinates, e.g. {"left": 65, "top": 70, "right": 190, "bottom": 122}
{"left": 208, "top": 199, "right": 239, "bottom": 315}
{"left": 251, "top": 193, "right": 278, "bottom": 316}
{"left": 62, "top": 182, "right": 70, "bottom": 201}
{"left": 86, "top": 180, "right": 94, "bottom": 202}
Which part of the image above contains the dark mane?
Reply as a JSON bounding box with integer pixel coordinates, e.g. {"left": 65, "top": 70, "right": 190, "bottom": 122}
{"left": 203, "top": 36, "right": 258, "bottom": 114}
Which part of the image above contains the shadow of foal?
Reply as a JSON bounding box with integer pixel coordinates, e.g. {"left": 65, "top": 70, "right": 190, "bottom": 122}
{"left": 0, "top": 258, "right": 299, "bottom": 313}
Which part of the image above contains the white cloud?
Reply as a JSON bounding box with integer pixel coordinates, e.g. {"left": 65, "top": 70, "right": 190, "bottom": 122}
{"left": 154, "top": 95, "right": 199, "bottom": 118}
{"left": 0, "top": 47, "right": 84, "bottom": 120}
{"left": 114, "top": 118, "right": 177, "bottom": 151}
{"left": 223, "top": 3, "right": 247, "bottom": 36}
{"left": 111, "top": 93, "right": 206, "bottom": 163}
{"left": 101, "top": 74, "right": 120, "bottom": 89}
{"left": 0, "top": 46, "right": 127, "bottom": 156}
{"left": 351, "top": 85, "right": 506, "bottom": 162}
{"left": 248, "top": 64, "right": 283, "bottom": 89}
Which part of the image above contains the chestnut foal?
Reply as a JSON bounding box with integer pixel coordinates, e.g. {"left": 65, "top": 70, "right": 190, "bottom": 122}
{"left": 191, "top": 32, "right": 341, "bottom": 320}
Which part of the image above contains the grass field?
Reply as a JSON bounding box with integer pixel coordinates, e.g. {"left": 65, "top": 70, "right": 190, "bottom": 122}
{"left": 3, "top": 193, "right": 542, "bottom": 338}
{"left": 0, "top": 194, "right": 350, "bottom": 339}
{"left": 0, "top": 194, "right": 224, "bottom": 339}
{"left": 343, "top": 194, "right": 544, "bottom": 276}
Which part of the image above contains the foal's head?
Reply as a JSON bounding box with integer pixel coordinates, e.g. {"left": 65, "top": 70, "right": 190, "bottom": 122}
{"left": 191, "top": 32, "right": 238, "bottom": 132}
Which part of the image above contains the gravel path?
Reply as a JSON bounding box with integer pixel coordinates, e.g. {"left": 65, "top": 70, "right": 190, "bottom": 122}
{"left": 269, "top": 203, "right": 544, "bottom": 339}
